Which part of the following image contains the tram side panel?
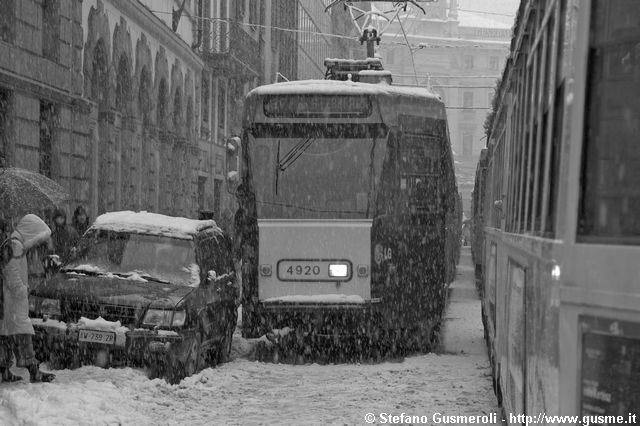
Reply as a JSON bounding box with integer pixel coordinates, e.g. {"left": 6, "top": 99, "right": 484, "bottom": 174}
{"left": 479, "top": 165, "right": 562, "bottom": 422}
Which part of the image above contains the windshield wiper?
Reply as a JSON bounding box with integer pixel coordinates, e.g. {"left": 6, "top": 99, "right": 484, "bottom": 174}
{"left": 61, "top": 267, "right": 104, "bottom": 276}
{"left": 275, "top": 137, "right": 316, "bottom": 196}
{"left": 111, "top": 271, "right": 172, "bottom": 284}
{"left": 278, "top": 137, "right": 316, "bottom": 172}
{"left": 138, "top": 274, "right": 171, "bottom": 284}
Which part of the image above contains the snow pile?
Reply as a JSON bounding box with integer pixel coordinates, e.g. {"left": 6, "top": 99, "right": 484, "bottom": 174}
{"left": 78, "top": 317, "right": 129, "bottom": 347}
{"left": 93, "top": 211, "right": 222, "bottom": 240}
{"left": 262, "top": 294, "right": 366, "bottom": 304}
{"left": 0, "top": 367, "right": 154, "bottom": 426}
{"left": 31, "top": 318, "right": 68, "bottom": 332}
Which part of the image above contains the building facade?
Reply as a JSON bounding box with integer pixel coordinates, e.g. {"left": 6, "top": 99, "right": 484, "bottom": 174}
{"left": 0, "top": 0, "right": 207, "bottom": 222}
{"left": 195, "top": 0, "right": 298, "bottom": 233}
{"left": 0, "top": 0, "right": 91, "bottom": 216}
{"left": 377, "top": 0, "right": 514, "bottom": 217}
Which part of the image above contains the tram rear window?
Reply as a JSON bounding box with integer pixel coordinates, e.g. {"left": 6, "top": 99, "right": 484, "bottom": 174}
{"left": 263, "top": 95, "right": 372, "bottom": 118}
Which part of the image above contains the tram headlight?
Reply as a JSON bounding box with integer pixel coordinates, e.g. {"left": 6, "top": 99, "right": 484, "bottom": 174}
{"left": 328, "top": 263, "right": 349, "bottom": 278}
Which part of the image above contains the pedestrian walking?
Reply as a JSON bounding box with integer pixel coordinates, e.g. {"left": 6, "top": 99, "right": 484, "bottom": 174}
{"left": 71, "top": 205, "right": 90, "bottom": 237}
{"left": 0, "top": 214, "right": 55, "bottom": 382}
{"left": 51, "top": 208, "right": 79, "bottom": 262}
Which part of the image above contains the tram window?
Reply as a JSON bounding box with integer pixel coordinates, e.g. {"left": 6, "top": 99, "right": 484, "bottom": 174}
{"left": 578, "top": 0, "right": 640, "bottom": 243}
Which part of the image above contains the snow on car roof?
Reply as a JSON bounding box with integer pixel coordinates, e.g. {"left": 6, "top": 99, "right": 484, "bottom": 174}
{"left": 92, "top": 211, "right": 222, "bottom": 240}
{"left": 248, "top": 79, "right": 441, "bottom": 102}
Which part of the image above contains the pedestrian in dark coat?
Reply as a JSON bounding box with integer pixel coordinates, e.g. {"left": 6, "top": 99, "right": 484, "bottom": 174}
{"left": 51, "top": 208, "right": 79, "bottom": 262}
{"left": 71, "top": 205, "right": 90, "bottom": 237}
{"left": 0, "top": 214, "right": 55, "bottom": 382}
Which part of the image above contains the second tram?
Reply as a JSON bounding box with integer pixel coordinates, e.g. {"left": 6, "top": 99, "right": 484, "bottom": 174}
{"left": 474, "top": 0, "right": 640, "bottom": 422}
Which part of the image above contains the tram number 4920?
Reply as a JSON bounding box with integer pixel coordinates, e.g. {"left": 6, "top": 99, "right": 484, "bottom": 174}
{"left": 286, "top": 265, "right": 320, "bottom": 276}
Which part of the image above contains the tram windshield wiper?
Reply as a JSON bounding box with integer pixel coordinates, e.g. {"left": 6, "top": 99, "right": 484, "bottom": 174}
{"left": 277, "top": 137, "right": 316, "bottom": 172}
{"left": 275, "top": 137, "right": 316, "bottom": 195}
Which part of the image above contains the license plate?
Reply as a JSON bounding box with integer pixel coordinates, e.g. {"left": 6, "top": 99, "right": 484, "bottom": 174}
{"left": 78, "top": 329, "right": 116, "bottom": 345}
{"left": 277, "top": 260, "right": 351, "bottom": 281}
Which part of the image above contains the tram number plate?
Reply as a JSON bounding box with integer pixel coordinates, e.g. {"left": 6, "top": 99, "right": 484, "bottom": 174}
{"left": 278, "top": 260, "right": 349, "bottom": 281}
{"left": 78, "top": 329, "right": 116, "bottom": 345}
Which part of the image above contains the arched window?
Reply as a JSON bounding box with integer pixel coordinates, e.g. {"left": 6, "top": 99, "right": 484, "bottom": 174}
{"left": 173, "top": 87, "right": 182, "bottom": 134}
{"left": 186, "top": 95, "right": 194, "bottom": 138}
{"left": 138, "top": 66, "right": 152, "bottom": 126}
{"left": 157, "top": 78, "right": 168, "bottom": 126}
{"left": 91, "top": 40, "right": 109, "bottom": 108}
{"left": 116, "top": 55, "right": 131, "bottom": 111}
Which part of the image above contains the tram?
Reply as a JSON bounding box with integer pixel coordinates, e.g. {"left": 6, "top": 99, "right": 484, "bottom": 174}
{"left": 474, "top": 0, "right": 640, "bottom": 422}
{"left": 232, "top": 59, "right": 460, "bottom": 352}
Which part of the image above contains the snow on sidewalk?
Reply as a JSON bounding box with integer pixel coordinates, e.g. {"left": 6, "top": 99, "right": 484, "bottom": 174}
{"left": 0, "top": 248, "right": 498, "bottom": 425}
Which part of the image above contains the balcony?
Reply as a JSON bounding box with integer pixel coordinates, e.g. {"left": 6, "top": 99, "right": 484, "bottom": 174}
{"left": 200, "top": 22, "right": 261, "bottom": 79}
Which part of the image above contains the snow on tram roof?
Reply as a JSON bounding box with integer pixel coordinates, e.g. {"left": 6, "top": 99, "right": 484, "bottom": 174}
{"left": 92, "top": 211, "right": 222, "bottom": 240}
{"left": 248, "top": 79, "right": 442, "bottom": 102}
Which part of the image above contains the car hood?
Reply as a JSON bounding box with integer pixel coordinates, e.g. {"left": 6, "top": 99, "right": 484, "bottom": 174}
{"left": 32, "top": 272, "right": 195, "bottom": 310}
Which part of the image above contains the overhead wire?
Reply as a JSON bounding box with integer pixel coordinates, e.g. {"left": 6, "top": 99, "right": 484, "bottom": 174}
{"left": 150, "top": 9, "right": 509, "bottom": 51}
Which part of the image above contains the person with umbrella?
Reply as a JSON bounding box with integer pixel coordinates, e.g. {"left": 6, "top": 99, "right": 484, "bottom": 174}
{"left": 0, "top": 214, "right": 55, "bottom": 382}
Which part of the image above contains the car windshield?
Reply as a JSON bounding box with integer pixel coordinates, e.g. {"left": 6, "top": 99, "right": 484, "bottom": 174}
{"left": 65, "top": 230, "right": 198, "bottom": 286}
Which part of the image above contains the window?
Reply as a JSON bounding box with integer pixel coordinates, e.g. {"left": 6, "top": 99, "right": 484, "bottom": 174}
{"left": 462, "top": 133, "right": 473, "bottom": 157}
{"left": 463, "top": 92, "right": 473, "bottom": 108}
{"left": 197, "top": 177, "right": 206, "bottom": 211}
{"left": 0, "top": 88, "right": 9, "bottom": 167}
{"left": 138, "top": 67, "right": 152, "bottom": 127}
{"left": 202, "top": 75, "right": 209, "bottom": 124}
{"left": 249, "top": 0, "right": 258, "bottom": 27}
{"left": 213, "top": 179, "right": 222, "bottom": 217}
{"left": 578, "top": 0, "right": 640, "bottom": 242}
{"left": 115, "top": 56, "right": 131, "bottom": 111}
{"left": 218, "top": 79, "right": 226, "bottom": 131}
{"left": 489, "top": 56, "right": 499, "bottom": 71}
{"left": 235, "top": 0, "right": 244, "bottom": 20}
{"left": 157, "top": 79, "right": 168, "bottom": 126}
{"left": 39, "top": 102, "right": 56, "bottom": 178}
{"left": 463, "top": 55, "right": 474, "bottom": 69}
{"left": 0, "top": 0, "right": 15, "bottom": 43}
{"left": 173, "top": 88, "right": 182, "bottom": 133}
{"left": 42, "top": 0, "right": 60, "bottom": 62}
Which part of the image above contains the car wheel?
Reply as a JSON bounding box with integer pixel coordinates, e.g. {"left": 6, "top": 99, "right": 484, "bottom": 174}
{"left": 166, "top": 331, "right": 203, "bottom": 384}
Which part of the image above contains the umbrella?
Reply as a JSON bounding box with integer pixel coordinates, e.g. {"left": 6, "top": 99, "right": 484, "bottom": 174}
{"left": 0, "top": 167, "right": 70, "bottom": 222}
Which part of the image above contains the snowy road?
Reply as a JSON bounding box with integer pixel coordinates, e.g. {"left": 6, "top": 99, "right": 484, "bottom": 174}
{"left": 0, "top": 249, "right": 499, "bottom": 425}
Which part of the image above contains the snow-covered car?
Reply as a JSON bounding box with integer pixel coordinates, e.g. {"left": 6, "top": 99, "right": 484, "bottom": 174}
{"left": 29, "top": 211, "right": 239, "bottom": 383}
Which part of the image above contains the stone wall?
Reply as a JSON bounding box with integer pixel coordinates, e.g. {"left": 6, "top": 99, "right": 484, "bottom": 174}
{"left": 0, "top": 0, "right": 93, "bottom": 219}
